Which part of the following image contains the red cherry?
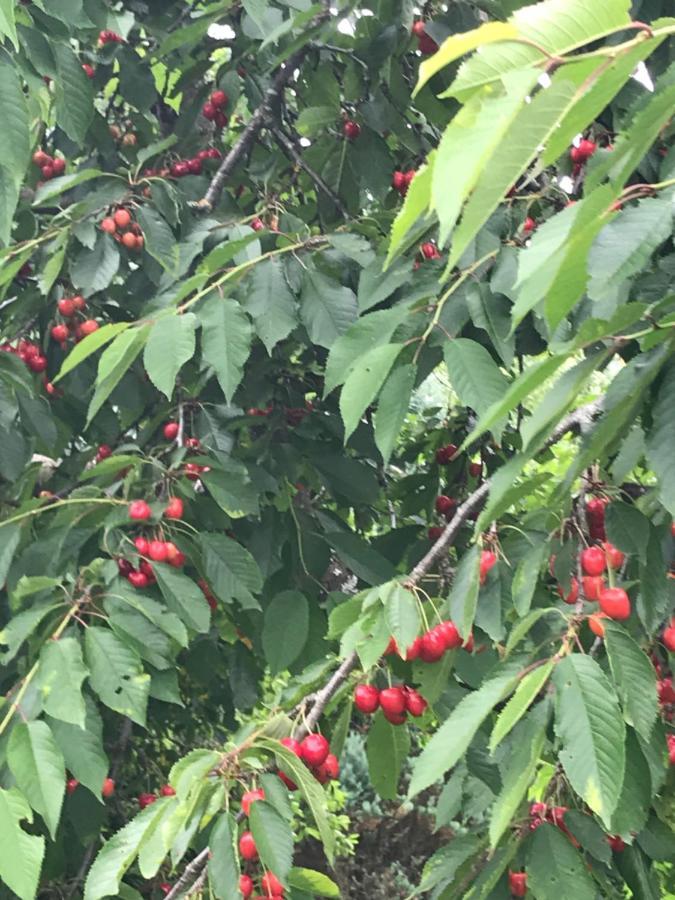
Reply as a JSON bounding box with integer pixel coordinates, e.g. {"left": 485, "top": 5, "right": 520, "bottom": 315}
{"left": 588, "top": 613, "right": 607, "bottom": 638}
{"left": 33, "top": 150, "right": 51, "bottom": 167}
{"left": 72, "top": 295, "right": 86, "bottom": 311}
{"left": 128, "top": 571, "right": 150, "bottom": 589}
{"left": 479, "top": 550, "right": 497, "bottom": 584}
{"left": 185, "top": 437, "right": 201, "bottom": 450}
{"left": 139, "top": 560, "right": 156, "bottom": 581}
{"left": 607, "top": 834, "right": 625, "bottom": 852}
{"left": 160, "top": 886, "right": 171, "bottom": 896}
{"left": 598, "top": 586, "right": 630, "bottom": 620}
{"left": 300, "top": 733, "right": 329, "bottom": 767}
{"left": 66, "top": 778, "right": 79, "bottom": 794}
{"left": 52, "top": 158, "right": 66, "bottom": 176}
{"left": 508, "top": 871, "right": 527, "bottom": 898}
{"left": 582, "top": 575, "right": 604, "bottom": 601}
{"left": 668, "top": 734, "right": 675, "bottom": 765}
{"left": 382, "top": 708, "right": 407, "bottom": 725}
{"left": 113, "top": 208, "right": 132, "bottom": 229}
{"left": 581, "top": 546, "right": 605, "bottom": 576}
{"left": 469, "top": 461, "right": 482, "bottom": 477}
{"left": 420, "top": 241, "right": 439, "bottom": 259}
{"left": 261, "top": 872, "right": 284, "bottom": 897}
{"left": 187, "top": 158, "right": 202, "bottom": 175}
{"left": 663, "top": 620, "right": 675, "bottom": 652}
{"left": 412, "top": 20, "right": 426, "bottom": 36}
{"left": 354, "top": 684, "right": 380, "bottom": 714}
{"left": 51, "top": 324, "right": 69, "bottom": 342}
{"left": 523, "top": 216, "right": 536, "bottom": 234}
{"left": 27, "top": 354, "right": 47, "bottom": 373}
{"left": 239, "top": 831, "right": 258, "bottom": 860}
{"left": 82, "top": 63, "right": 95, "bottom": 78}
{"left": 163, "top": 421, "right": 179, "bottom": 440}
{"left": 405, "top": 636, "right": 422, "bottom": 660}
{"left": 211, "top": 89, "right": 228, "bottom": 108}
{"left": 322, "top": 753, "right": 339, "bottom": 780}
{"left": 134, "top": 536, "right": 150, "bottom": 555}
{"left": 241, "top": 788, "right": 265, "bottom": 816}
{"left": 138, "top": 792, "right": 157, "bottom": 809}
{"left": 184, "top": 462, "right": 204, "bottom": 480}
{"left": 586, "top": 497, "right": 607, "bottom": 521}
{"left": 79, "top": 319, "right": 99, "bottom": 336}
{"left": 278, "top": 771, "right": 298, "bottom": 790}
{"left": 122, "top": 232, "right": 137, "bottom": 250}
{"left": 392, "top": 171, "right": 406, "bottom": 192}
{"left": 100, "top": 216, "right": 116, "bottom": 234}
{"left": 558, "top": 577, "right": 579, "bottom": 605}
{"left": 602, "top": 542, "right": 625, "bottom": 569}
{"left": 148, "top": 540, "right": 169, "bottom": 562}
{"left": 379, "top": 687, "right": 406, "bottom": 717}
{"left": 462, "top": 632, "right": 474, "bottom": 653}
{"left": 164, "top": 496, "right": 184, "bottom": 519}
{"left": 435, "top": 495, "right": 456, "bottom": 517}
{"left": 343, "top": 120, "right": 360, "bottom": 140}
{"left": 58, "top": 297, "right": 76, "bottom": 316}
{"left": 202, "top": 102, "right": 217, "bottom": 120}
{"left": 41, "top": 164, "right": 54, "bottom": 180}
{"left": 240, "top": 875, "right": 254, "bottom": 899}
{"left": 436, "top": 620, "right": 462, "bottom": 650}
{"left": 419, "top": 629, "right": 446, "bottom": 662}
{"left": 102, "top": 777, "right": 115, "bottom": 798}
{"left": 96, "top": 444, "right": 112, "bottom": 460}
{"left": 405, "top": 689, "right": 427, "bottom": 717}
{"left": 384, "top": 636, "right": 399, "bottom": 656}
{"left": 428, "top": 526, "right": 444, "bottom": 541}
{"left": 435, "top": 443, "right": 458, "bottom": 464}
{"left": 117, "top": 558, "right": 133, "bottom": 576}
{"left": 577, "top": 138, "right": 597, "bottom": 160}
{"left": 160, "top": 784, "right": 176, "bottom": 796}
{"left": 213, "top": 110, "right": 228, "bottom": 129}
{"left": 657, "top": 677, "right": 675, "bottom": 705}
{"left": 280, "top": 737, "right": 302, "bottom": 756}
{"left": 251, "top": 217, "right": 265, "bottom": 231}
{"left": 129, "top": 499, "right": 152, "bottom": 520}
{"left": 164, "top": 542, "right": 185, "bottom": 568}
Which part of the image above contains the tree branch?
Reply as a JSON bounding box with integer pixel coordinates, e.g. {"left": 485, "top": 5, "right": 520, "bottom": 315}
{"left": 164, "top": 848, "right": 210, "bottom": 900}
{"left": 194, "top": 12, "right": 330, "bottom": 212}
{"left": 271, "top": 126, "right": 349, "bottom": 219}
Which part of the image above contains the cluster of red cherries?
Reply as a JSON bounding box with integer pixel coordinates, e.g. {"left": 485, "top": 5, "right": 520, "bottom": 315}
{"left": 100, "top": 207, "right": 144, "bottom": 252}
{"left": 51, "top": 295, "right": 99, "bottom": 346}
{"left": 137, "top": 783, "right": 177, "bottom": 809}
{"left": 244, "top": 402, "right": 314, "bottom": 427}
{"left": 1, "top": 339, "right": 48, "bottom": 374}
{"left": 32, "top": 149, "right": 66, "bottom": 182}
{"left": 202, "top": 88, "right": 229, "bottom": 128}
{"left": 570, "top": 137, "right": 597, "bottom": 169}
{"left": 354, "top": 683, "right": 427, "bottom": 725}
{"left": 116, "top": 498, "right": 186, "bottom": 588}
{"left": 235, "top": 789, "right": 285, "bottom": 898}
{"left": 276, "top": 733, "right": 339, "bottom": 789}
{"left": 391, "top": 169, "right": 416, "bottom": 197}
{"left": 385, "top": 617, "right": 474, "bottom": 665}
{"left": 162, "top": 421, "right": 211, "bottom": 481}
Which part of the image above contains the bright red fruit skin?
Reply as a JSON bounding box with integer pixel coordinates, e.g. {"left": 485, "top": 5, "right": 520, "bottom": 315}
{"left": 323, "top": 753, "right": 339, "bottom": 780}
{"left": 134, "top": 536, "right": 150, "bottom": 555}
{"left": 128, "top": 571, "right": 150, "bottom": 589}
{"left": 581, "top": 546, "right": 605, "bottom": 576}
{"left": 583, "top": 575, "right": 604, "bottom": 601}
{"left": 343, "top": 120, "right": 360, "bottom": 140}
{"left": 479, "top": 550, "right": 497, "bottom": 584}
{"left": 508, "top": 871, "right": 527, "bottom": 897}
{"left": 354, "top": 684, "right": 380, "bottom": 714}
{"left": 164, "top": 496, "right": 184, "bottom": 519}
{"left": 129, "top": 500, "right": 151, "bottom": 520}
{"left": 405, "top": 689, "right": 427, "bottom": 717}
{"left": 602, "top": 542, "right": 625, "bottom": 569}
{"left": 51, "top": 324, "right": 68, "bottom": 342}
{"left": 102, "top": 777, "right": 115, "bottom": 798}
{"left": 598, "top": 587, "right": 631, "bottom": 620}
{"left": 280, "top": 737, "right": 302, "bottom": 756}
{"left": 239, "top": 875, "right": 254, "bottom": 898}
{"left": 663, "top": 622, "right": 675, "bottom": 652}
{"left": 163, "top": 421, "right": 179, "bottom": 440}
{"left": 138, "top": 792, "right": 157, "bottom": 809}
{"left": 66, "top": 778, "right": 79, "bottom": 794}
{"left": 241, "top": 788, "right": 265, "bottom": 815}
{"left": 608, "top": 835, "right": 625, "bottom": 852}
{"left": 299, "top": 733, "right": 329, "bottom": 767}
{"left": 148, "top": 540, "right": 168, "bottom": 562}
{"left": 435, "top": 495, "right": 455, "bottom": 516}
{"left": 406, "top": 636, "right": 423, "bottom": 660}
{"left": 160, "top": 784, "right": 176, "bottom": 796}
{"left": 420, "top": 629, "right": 446, "bottom": 662}
{"left": 437, "top": 620, "right": 462, "bottom": 650}
{"left": 588, "top": 613, "right": 606, "bottom": 638}
{"left": 379, "top": 686, "right": 406, "bottom": 716}
{"left": 558, "top": 577, "right": 579, "bottom": 605}
{"left": 382, "top": 708, "right": 407, "bottom": 725}
{"left": 239, "top": 831, "right": 258, "bottom": 860}
{"left": 261, "top": 872, "right": 284, "bottom": 897}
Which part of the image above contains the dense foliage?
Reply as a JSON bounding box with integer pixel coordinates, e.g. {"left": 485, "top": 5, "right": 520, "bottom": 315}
{"left": 1, "top": 0, "right": 675, "bottom": 897}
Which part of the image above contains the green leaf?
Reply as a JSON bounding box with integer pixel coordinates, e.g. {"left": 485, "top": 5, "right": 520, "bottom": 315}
{"left": 511, "top": 541, "right": 547, "bottom": 617}
{"left": 386, "top": 156, "right": 433, "bottom": 263}
{"left": 202, "top": 467, "right": 259, "bottom": 519}
{"left": 7, "top": 721, "right": 65, "bottom": 840}
{"left": 340, "top": 343, "right": 403, "bottom": 442}
{"left": 489, "top": 700, "right": 549, "bottom": 847}
{"left": 261, "top": 739, "right": 336, "bottom": 864}
{"left": 85, "top": 627, "right": 150, "bottom": 726}
{"left": 154, "top": 564, "right": 211, "bottom": 633}
{"left": 262, "top": 590, "right": 309, "bottom": 674}
{"left": 69, "top": 233, "right": 120, "bottom": 294}
{"left": 136, "top": 206, "right": 179, "bottom": 274}
{"left": 249, "top": 801, "right": 294, "bottom": 884}
{"left": 553, "top": 654, "right": 625, "bottom": 827}
{"left": 490, "top": 660, "right": 554, "bottom": 751}
{"left": 296, "top": 106, "right": 338, "bottom": 137}
{"left": 384, "top": 583, "right": 421, "bottom": 654}
{"left": 604, "top": 621, "right": 658, "bottom": 741}
{"left": 242, "top": 258, "right": 297, "bottom": 354}
{"left": 83, "top": 804, "right": 163, "bottom": 900}
{"left": 637, "top": 528, "right": 671, "bottom": 632}
{"left": 48, "top": 705, "right": 109, "bottom": 799}
{"left": 53, "top": 322, "right": 130, "bottom": 383}
{"left": 199, "top": 295, "right": 252, "bottom": 404}
{"left": 415, "top": 21, "right": 518, "bottom": 93}
{"left": 0, "top": 521, "right": 20, "bottom": 586}
{"left": 201, "top": 533, "right": 263, "bottom": 609}
{"left": 0, "top": 0, "right": 18, "bottom": 49}
{"left": 0, "top": 788, "right": 45, "bottom": 900}
{"left": 374, "top": 363, "right": 416, "bottom": 464}
{"left": 0, "top": 55, "right": 30, "bottom": 245}
{"left": 366, "top": 709, "right": 411, "bottom": 800}
{"left": 418, "top": 834, "right": 481, "bottom": 895}
{"left": 87, "top": 326, "right": 150, "bottom": 426}
{"left": 646, "top": 360, "right": 675, "bottom": 519}
{"left": 53, "top": 43, "right": 94, "bottom": 144}
{"left": 143, "top": 313, "right": 197, "bottom": 399}
{"left": 209, "top": 813, "right": 240, "bottom": 900}
{"left": 357, "top": 257, "right": 411, "bottom": 313}
{"left": 38, "top": 636, "right": 88, "bottom": 728}
{"left": 33, "top": 169, "right": 107, "bottom": 206}
{"left": 408, "top": 662, "right": 521, "bottom": 797}
{"left": 300, "top": 268, "right": 358, "bottom": 349}
{"left": 448, "top": 0, "right": 631, "bottom": 101}
{"left": 287, "top": 868, "right": 340, "bottom": 898}
{"left": 604, "top": 500, "right": 650, "bottom": 562}
{"left": 0, "top": 602, "right": 60, "bottom": 665}
{"left": 526, "top": 822, "right": 597, "bottom": 900}
{"left": 610, "top": 730, "right": 652, "bottom": 836}
{"left": 448, "top": 545, "right": 480, "bottom": 639}
{"left": 444, "top": 340, "right": 509, "bottom": 438}
{"left": 322, "top": 531, "right": 396, "bottom": 585}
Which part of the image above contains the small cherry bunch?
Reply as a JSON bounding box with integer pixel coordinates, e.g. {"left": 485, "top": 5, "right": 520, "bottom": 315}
{"left": 392, "top": 169, "right": 416, "bottom": 197}
{"left": 570, "top": 137, "right": 597, "bottom": 174}
{"left": 98, "top": 29, "right": 124, "bottom": 46}
{"left": 276, "top": 734, "right": 339, "bottom": 790}
{"left": 236, "top": 790, "right": 287, "bottom": 898}
{"left": 52, "top": 295, "right": 99, "bottom": 345}
{"left": 202, "top": 88, "right": 229, "bottom": 128}
{"left": 385, "top": 618, "right": 473, "bottom": 664}
{"left": 161, "top": 424, "right": 211, "bottom": 481}
{"left": 528, "top": 802, "right": 578, "bottom": 846}
{"left": 32, "top": 149, "right": 66, "bottom": 182}
{"left": 354, "top": 683, "right": 428, "bottom": 725}
{"left": 137, "top": 783, "right": 176, "bottom": 809}
{"left": 1, "top": 339, "right": 48, "bottom": 374}
{"left": 247, "top": 405, "right": 274, "bottom": 417}
{"left": 435, "top": 442, "right": 458, "bottom": 465}
{"left": 166, "top": 148, "right": 223, "bottom": 178}
{"left": 117, "top": 498, "right": 186, "bottom": 587}
{"left": 101, "top": 207, "right": 144, "bottom": 252}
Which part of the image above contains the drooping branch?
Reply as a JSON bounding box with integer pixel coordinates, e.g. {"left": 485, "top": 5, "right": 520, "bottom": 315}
{"left": 194, "top": 12, "right": 331, "bottom": 213}
{"left": 155, "top": 398, "right": 603, "bottom": 897}
{"left": 271, "top": 126, "right": 349, "bottom": 219}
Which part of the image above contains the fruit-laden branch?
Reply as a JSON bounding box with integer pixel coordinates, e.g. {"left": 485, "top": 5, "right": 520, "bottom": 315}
{"left": 157, "top": 398, "right": 602, "bottom": 897}
{"left": 271, "top": 126, "right": 350, "bottom": 219}
{"left": 195, "top": 12, "right": 331, "bottom": 212}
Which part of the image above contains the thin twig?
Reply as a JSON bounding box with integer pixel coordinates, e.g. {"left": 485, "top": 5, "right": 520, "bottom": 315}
{"left": 271, "top": 126, "right": 349, "bottom": 218}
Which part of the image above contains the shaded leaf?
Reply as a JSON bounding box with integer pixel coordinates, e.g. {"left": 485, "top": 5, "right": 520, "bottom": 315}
{"left": 366, "top": 710, "right": 410, "bottom": 801}
{"left": 7, "top": 721, "right": 65, "bottom": 840}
